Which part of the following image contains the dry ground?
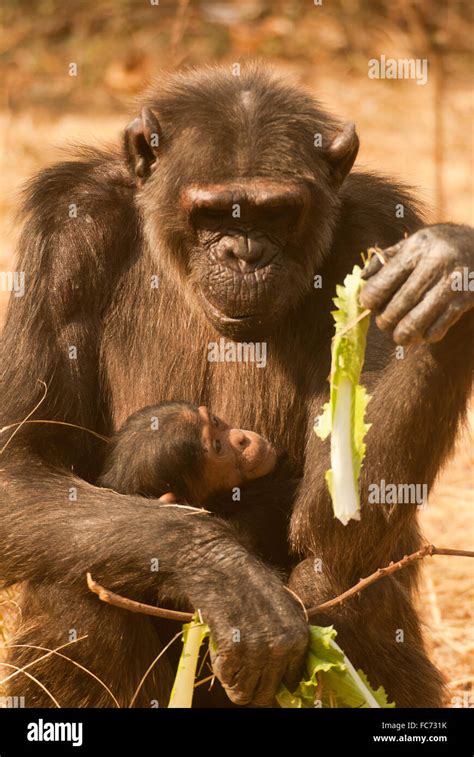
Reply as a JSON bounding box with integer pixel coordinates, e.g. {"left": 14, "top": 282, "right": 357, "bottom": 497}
{"left": 1, "top": 66, "right": 472, "bottom": 706}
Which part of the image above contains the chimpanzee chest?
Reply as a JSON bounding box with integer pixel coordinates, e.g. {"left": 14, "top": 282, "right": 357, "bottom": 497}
{"left": 101, "top": 289, "right": 328, "bottom": 463}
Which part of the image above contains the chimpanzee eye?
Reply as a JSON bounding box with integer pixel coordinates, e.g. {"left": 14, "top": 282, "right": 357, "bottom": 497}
{"left": 212, "top": 415, "right": 219, "bottom": 427}
{"left": 193, "top": 208, "right": 229, "bottom": 228}
{"left": 262, "top": 204, "right": 300, "bottom": 229}
{"left": 213, "top": 439, "right": 222, "bottom": 453}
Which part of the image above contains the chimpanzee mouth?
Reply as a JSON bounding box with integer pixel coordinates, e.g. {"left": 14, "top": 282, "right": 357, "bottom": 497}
{"left": 196, "top": 290, "right": 272, "bottom": 337}
{"left": 205, "top": 299, "right": 262, "bottom": 324}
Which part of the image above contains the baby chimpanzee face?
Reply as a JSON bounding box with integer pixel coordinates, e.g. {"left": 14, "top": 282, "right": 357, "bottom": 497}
{"left": 99, "top": 400, "right": 277, "bottom": 506}
{"left": 196, "top": 405, "right": 276, "bottom": 495}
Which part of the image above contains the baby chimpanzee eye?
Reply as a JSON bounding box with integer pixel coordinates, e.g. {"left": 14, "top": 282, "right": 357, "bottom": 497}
{"left": 212, "top": 416, "right": 219, "bottom": 427}
{"left": 213, "top": 439, "right": 222, "bottom": 453}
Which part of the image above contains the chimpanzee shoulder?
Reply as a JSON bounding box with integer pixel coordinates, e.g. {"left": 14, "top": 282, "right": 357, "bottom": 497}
{"left": 337, "top": 170, "right": 425, "bottom": 252}
{"left": 15, "top": 147, "right": 138, "bottom": 319}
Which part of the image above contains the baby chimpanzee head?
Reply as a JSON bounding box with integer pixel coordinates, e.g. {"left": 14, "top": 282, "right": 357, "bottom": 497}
{"left": 99, "top": 401, "right": 276, "bottom": 505}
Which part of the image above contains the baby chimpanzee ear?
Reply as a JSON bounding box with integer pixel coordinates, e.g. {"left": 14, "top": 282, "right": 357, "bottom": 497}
{"left": 124, "top": 107, "right": 162, "bottom": 181}
{"left": 157, "top": 492, "right": 179, "bottom": 504}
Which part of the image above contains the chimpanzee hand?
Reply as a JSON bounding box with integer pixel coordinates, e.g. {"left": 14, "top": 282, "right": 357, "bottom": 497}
{"left": 360, "top": 224, "right": 474, "bottom": 345}
{"left": 197, "top": 560, "right": 308, "bottom": 707}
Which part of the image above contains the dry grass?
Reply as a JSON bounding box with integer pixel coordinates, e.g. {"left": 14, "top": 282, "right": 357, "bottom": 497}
{"left": 0, "top": 64, "right": 472, "bottom": 706}
{"left": 418, "top": 410, "right": 474, "bottom": 707}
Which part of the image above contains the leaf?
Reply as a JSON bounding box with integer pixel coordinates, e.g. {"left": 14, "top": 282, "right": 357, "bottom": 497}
{"left": 278, "top": 625, "right": 395, "bottom": 709}
{"left": 314, "top": 265, "right": 371, "bottom": 525}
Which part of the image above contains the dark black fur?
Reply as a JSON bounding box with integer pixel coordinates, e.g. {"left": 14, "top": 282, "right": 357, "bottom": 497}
{"left": 1, "top": 64, "right": 472, "bottom": 708}
{"left": 98, "top": 401, "right": 205, "bottom": 501}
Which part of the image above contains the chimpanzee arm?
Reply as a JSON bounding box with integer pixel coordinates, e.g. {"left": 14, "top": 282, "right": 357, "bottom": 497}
{"left": 291, "top": 224, "right": 474, "bottom": 573}
{"left": 291, "top": 314, "right": 473, "bottom": 575}
{"left": 1, "top": 452, "right": 308, "bottom": 706}
{"left": 289, "top": 224, "right": 474, "bottom": 706}
{"left": 289, "top": 319, "right": 473, "bottom": 707}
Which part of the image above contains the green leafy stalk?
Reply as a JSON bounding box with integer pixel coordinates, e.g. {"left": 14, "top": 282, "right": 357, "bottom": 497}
{"left": 277, "top": 625, "right": 394, "bottom": 709}
{"left": 168, "top": 614, "right": 209, "bottom": 708}
{"left": 315, "top": 265, "right": 371, "bottom": 525}
{"left": 326, "top": 637, "right": 382, "bottom": 708}
{"left": 169, "top": 619, "right": 394, "bottom": 709}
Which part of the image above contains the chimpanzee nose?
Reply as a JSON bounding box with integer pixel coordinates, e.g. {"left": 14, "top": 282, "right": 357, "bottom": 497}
{"left": 216, "top": 233, "right": 266, "bottom": 272}
{"left": 229, "top": 429, "right": 250, "bottom": 450}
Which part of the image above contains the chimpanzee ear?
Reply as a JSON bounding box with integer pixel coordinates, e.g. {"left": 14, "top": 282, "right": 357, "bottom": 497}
{"left": 124, "top": 107, "right": 162, "bottom": 181}
{"left": 325, "top": 122, "right": 359, "bottom": 187}
{"left": 157, "top": 492, "right": 178, "bottom": 504}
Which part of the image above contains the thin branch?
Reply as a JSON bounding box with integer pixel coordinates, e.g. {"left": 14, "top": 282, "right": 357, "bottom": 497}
{"left": 0, "top": 636, "right": 88, "bottom": 686}
{"left": 332, "top": 308, "right": 370, "bottom": 341}
{"left": 171, "top": 0, "right": 190, "bottom": 62}
{"left": 87, "top": 544, "right": 473, "bottom": 625}
{"left": 285, "top": 585, "right": 309, "bottom": 621}
{"left": 3, "top": 639, "right": 119, "bottom": 708}
{"left": 86, "top": 573, "right": 191, "bottom": 621}
{"left": 193, "top": 673, "right": 214, "bottom": 689}
{"left": 306, "top": 545, "right": 474, "bottom": 618}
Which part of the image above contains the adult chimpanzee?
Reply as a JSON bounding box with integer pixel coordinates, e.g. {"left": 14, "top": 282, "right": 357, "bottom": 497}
{"left": 1, "top": 64, "right": 473, "bottom": 708}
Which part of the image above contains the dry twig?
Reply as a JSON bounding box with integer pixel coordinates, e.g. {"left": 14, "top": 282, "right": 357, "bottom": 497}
{"left": 87, "top": 544, "right": 474, "bottom": 623}
{"left": 86, "top": 573, "right": 191, "bottom": 621}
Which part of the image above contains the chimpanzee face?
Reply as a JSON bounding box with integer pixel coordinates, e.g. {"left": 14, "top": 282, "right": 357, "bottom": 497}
{"left": 126, "top": 69, "right": 359, "bottom": 338}
{"left": 179, "top": 180, "right": 313, "bottom": 338}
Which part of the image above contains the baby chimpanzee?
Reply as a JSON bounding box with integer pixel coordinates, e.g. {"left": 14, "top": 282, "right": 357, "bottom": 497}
{"left": 99, "top": 401, "right": 277, "bottom": 507}
{"left": 99, "top": 401, "right": 296, "bottom": 572}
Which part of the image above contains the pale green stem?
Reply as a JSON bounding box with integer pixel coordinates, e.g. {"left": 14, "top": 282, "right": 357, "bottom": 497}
{"left": 168, "top": 620, "right": 208, "bottom": 708}
{"left": 329, "top": 638, "right": 381, "bottom": 708}
{"left": 331, "top": 377, "right": 360, "bottom": 525}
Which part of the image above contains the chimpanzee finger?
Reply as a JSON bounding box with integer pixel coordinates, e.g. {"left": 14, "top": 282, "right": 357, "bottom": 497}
{"left": 250, "top": 654, "right": 289, "bottom": 707}
{"left": 282, "top": 648, "right": 307, "bottom": 696}
{"left": 221, "top": 673, "right": 261, "bottom": 706}
{"left": 210, "top": 648, "right": 257, "bottom": 705}
{"left": 374, "top": 261, "right": 440, "bottom": 333}
{"left": 361, "top": 241, "right": 403, "bottom": 280}
{"left": 391, "top": 284, "right": 451, "bottom": 345}
{"left": 424, "top": 302, "right": 467, "bottom": 343}
{"left": 360, "top": 248, "right": 416, "bottom": 312}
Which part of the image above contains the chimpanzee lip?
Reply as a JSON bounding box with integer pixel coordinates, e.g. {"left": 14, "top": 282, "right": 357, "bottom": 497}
{"left": 205, "top": 299, "right": 261, "bottom": 324}
{"left": 197, "top": 291, "right": 273, "bottom": 338}
{"left": 246, "top": 439, "right": 275, "bottom": 472}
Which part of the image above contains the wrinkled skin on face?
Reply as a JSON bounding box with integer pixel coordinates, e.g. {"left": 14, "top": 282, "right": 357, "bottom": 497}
{"left": 180, "top": 181, "right": 312, "bottom": 338}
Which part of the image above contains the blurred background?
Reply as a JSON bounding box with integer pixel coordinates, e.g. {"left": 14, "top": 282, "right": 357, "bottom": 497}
{"left": 0, "top": 0, "right": 472, "bottom": 706}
